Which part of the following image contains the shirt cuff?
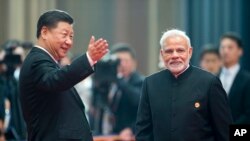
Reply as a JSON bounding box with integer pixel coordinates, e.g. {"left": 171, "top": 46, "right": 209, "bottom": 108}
{"left": 86, "top": 52, "right": 97, "bottom": 67}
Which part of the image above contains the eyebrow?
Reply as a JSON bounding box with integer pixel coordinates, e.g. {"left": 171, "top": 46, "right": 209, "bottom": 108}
{"left": 61, "top": 29, "right": 74, "bottom": 34}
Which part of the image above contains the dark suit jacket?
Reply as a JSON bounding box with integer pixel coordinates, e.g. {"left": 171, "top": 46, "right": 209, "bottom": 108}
{"left": 0, "top": 74, "right": 26, "bottom": 140}
{"left": 19, "top": 47, "right": 94, "bottom": 141}
{"left": 5, "top": 76, "right": 27, "bottom": 140}
{"left": 136, "top": 66, "right": 232, "bottom": 141}
{"left": 112, "top": 72, "right": 144, "bottom": 133}
{"left": 0, "top": 76, "right": 4, "bottom": 120}
{"left": 226, "top": 69, "right": 250, "bottom": 124}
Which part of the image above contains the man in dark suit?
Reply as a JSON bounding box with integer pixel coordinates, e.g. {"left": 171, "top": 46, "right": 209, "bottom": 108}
{"left": 110, "top": 44, "right": 144, "bottom": 134}
{"left": 219, "top": 33, "right": 250, "bottom": 124}
{"left": 19, "top": 10, "right": 109, "bottom": 141}
{"left": 91, "top": 44, "right": 144, "bottom": 140}
{"left": 199, "top": 46, "right": 222, "bottom": 75}
{"left": 0, "top": 75, "right": 4, "bottom": 141}
{"left": 135, "top": 29, "right": 232, "bottom": 141}
{"left": 0, "top": 75, "right": 4, "bottom": 123}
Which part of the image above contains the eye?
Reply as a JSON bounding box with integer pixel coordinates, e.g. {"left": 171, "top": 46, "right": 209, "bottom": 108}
{"left": 164, "top": 49, "right": 173, "bottom": 54}
{"left": 228, "top": 45, "right": 234, "bottom": 50}
{"left": 61, "top": 33, "right": 67, "bottom": 38}
{"left": 177, "top": 49, "right": 185, "bottom": 53}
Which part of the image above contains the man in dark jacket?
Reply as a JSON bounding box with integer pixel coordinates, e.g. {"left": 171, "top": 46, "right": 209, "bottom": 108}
{"left": 136, "top": 29, "right": 232, "bottom": 141}
{"left": 19, "top": 10, "right": 108, "bottom": 141}
{"left": 110, "top": 44, "right": 144, "bottom": 134}
{"left": 219, "top": 33, "right": 250, "bottom": 124}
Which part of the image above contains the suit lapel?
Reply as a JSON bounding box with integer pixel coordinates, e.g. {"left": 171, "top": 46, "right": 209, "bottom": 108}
{"left": 228, "top": 70, "right": 241, "bottom": 99}
{"left": 33, "top": 47, "right": 87, "bottom": 115}
{"left": 71, "top": 88, "right": 86, "bottom": 113}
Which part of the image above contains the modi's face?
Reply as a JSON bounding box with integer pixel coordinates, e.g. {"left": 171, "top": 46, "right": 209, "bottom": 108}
{"left": 161, "top": 36, "right": 192, "bottom": 75}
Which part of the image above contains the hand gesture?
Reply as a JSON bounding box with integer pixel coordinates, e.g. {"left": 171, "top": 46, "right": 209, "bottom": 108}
{"left": 87, "top": 36, "right": 109, "bottom": 62}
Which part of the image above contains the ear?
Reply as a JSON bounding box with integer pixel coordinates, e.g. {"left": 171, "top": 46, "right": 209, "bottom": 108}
{"left": 160, "top": 49, "right": 164, "bottom": 57}
{"left": 40, "top": 26, "right": 49, "bottom": 40}
{"left": 188, "top": 47, "right": 193, "bottom": 59}
{"left": 133, "top": 60, "right": 137, "bottom": 70}
{"left": 239, "top": 48, "right": 243, "bottom": 57}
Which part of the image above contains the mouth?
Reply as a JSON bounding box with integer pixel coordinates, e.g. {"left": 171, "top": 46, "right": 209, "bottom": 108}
{"left": 168, "top": 61, "right": 184, "bottom": 68}
{"left": 61, "top": 47, "right": 69, "bottom": 53}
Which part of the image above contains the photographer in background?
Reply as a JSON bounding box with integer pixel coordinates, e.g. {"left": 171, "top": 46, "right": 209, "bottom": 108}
{"left": 91, "top": 44, "right": 144, "bottom": 140}
{"left": 0, "top": 51, "right": 5, "bottom": 141}
{"left": 109, "top": 44, "right": 144, "bottom": 135}
{"left": 0, "top": 40, "right": 32, "bottom": 140}
{"left": 107, "top": 44, "right": 145, "bottom": 138}
{"left": 0, "top": 70, "right": 4, "bottom": 141}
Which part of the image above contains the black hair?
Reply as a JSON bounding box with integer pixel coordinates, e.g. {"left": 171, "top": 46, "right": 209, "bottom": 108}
{"left": 220, "top": 32, "right": 243, "bottom": 48}
{"left": 110, "top": 43, "right": 136, "bottom": 59}
{"left": 199, "top": 46, "right": 220, "bottom": 61}
{"left": 36, "top": 9, "right": 74, "bottom": 38}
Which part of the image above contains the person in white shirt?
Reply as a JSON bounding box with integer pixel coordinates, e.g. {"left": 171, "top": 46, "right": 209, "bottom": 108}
{"left": 219, "top": 32, "right": 250, "bottom": 124}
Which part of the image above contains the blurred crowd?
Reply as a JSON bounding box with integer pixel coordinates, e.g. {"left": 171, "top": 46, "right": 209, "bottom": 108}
{"left": 0, "top": 40, "right": 33, "bottom": 141}
{"left": 0, "top": 31, "right": 250, "bottom": 141}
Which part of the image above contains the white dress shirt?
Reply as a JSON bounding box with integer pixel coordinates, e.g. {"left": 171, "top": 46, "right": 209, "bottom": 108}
{"left": 220, "top": 64, "right": 240, "bottom": 94}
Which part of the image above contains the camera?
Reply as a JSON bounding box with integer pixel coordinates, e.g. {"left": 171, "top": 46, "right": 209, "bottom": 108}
{"left": 1, "top": 40, "right": 33, "bottom": 77}
{"left": 93, "top": 55, "right": 120, "bottom": 84}
{"left": 92, "top": 55, "right": 120, "bottom": 107}
{"left": 1, "top": 40, "right": 22, "bottom": 76}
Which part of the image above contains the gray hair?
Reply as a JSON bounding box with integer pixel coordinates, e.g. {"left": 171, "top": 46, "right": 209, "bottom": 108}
{"left": 159, "top": 29, "right": 191, "bottom": 48}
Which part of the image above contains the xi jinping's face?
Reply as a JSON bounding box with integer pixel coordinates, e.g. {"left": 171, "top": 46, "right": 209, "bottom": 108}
{"left": 161, "top": 36, "right": 192, "bottom": 76}
{"left": 41, "top": 21, "right": 74, "bottom": 61}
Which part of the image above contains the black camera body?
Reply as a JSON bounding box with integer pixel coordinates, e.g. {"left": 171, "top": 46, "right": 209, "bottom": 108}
{"left": 92, "top": 56, "right": 120, "bottom": 107}
{"left": 1, "top": 40, "right": 22, "bottom": 77}
{"left": 93, "top": 57, "right": 120, "bottom": 84}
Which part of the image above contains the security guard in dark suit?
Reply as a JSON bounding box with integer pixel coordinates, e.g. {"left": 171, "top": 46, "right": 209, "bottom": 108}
{"left": 219, "top": 33, "right": 250, "bottom": 124}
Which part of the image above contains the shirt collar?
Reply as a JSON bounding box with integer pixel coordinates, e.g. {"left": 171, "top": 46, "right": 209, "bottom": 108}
{"left": 222, "top": 63, "right": 240, "bottom": 75}
{"left": 35, "top": 45, "right": 58, "bottom": 64}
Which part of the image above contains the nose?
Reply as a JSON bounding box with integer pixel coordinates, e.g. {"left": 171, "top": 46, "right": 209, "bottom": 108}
{"left": 65, "top": 37, "right": 73, "bottom": 45}
{"left": 120, "top": 59, "right": 126, "bottom": 67}
{"left": 221, "top": 47, "right": 230, "bottom": 56}
{"left": 172, "top": 50, "right": 179, "bottom": 59}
